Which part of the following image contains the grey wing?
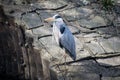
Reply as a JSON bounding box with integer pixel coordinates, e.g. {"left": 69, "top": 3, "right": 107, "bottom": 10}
{"left": 60, "top": 28, "right": 76, "bottom": 60}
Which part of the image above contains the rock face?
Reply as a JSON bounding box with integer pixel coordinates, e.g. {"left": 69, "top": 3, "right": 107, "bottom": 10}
{"left": 60, "top": 7, "right": 93, "bottom": 21}
{"left": 22, "top": 13, "right": 43, "bottom": 29}
{"left": 0, "top": 0, "right": 120, "bottom": 80}
{"left": 78, "top": 16, "right": 107, "bottom": 29}
{"left": 0, "top": 5, "right": 43, "bottom": 80}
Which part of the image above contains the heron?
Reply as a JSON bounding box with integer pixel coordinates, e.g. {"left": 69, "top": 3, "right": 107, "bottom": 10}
{"left": 44, "top": 14, "right": 76, "bottom": 61}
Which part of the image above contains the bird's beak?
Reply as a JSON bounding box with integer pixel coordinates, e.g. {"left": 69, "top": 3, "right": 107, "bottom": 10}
{"left": 44, "top": 17, "right": 55, "bottom": 22}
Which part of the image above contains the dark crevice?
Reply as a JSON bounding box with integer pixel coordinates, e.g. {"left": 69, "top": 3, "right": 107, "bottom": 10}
{"left": 52, "top": 56, "right": 95, "bottom": 66}
{"left": 0, "top": 5, "right": 44, "bottom": 80}
{"left": 87, "top": 25, "right": 111, "bottom": 30}
{"left": 19, "top": 26, "right": 26, "bottom": 46}
{"left": 38, "top": 34, "right": 52, "bottom": 39}
{"left": 21, "top": 5, "right": 68, "bottom": 17}
{"left": 54, "top": 52, "right": 120, "bottom": 66}
{"left": 72, "top": 30, "right": 81, "bottom": 35}
{"left": 99, "top": 64, "right": 120, "bottom": 68}
{"left": 99, "top": 74, "right": 102, "bottom": 80}
{"left": 0, "top": 74, "right": 22, "bottom": 80}
{"left": 28, "top": 25, "right": 44, "bottom": 30}
{"left": 92, "top": 54, "right": 120, "bottom": 69}
{"left": 57, "top": 4, "right": 81, "bottom": 12}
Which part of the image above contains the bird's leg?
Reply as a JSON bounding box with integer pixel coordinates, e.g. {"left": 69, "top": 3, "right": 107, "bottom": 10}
{"left": 57, "top": 53, "right": 67, "bottom": 71}
{"left": 64, "top": 54, "right": 67, "bottom": 69}
{"left": 55, "top": 49, "right": 67, "bottom": 80}
{"left": 64, "top": 53, "right": 69, "bottom": 80}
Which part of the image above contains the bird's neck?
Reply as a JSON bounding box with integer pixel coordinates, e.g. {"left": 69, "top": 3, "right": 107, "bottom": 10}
{"left": 55, "top": 18, "right": 64, "bottom": 23}
{"left": 54, "top": 20, "right": 65, "bottom": 25}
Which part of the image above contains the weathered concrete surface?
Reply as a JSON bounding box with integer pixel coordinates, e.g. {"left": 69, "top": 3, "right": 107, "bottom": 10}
{"left": 1, "top": 0, "right": 120, "bottom": 80}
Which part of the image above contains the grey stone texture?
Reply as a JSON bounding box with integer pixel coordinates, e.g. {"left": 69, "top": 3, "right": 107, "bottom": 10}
{"left": 1, "top": 0, "right": 120, "bottom": 80}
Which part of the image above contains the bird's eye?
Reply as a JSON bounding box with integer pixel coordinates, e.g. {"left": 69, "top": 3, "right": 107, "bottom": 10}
{"left": 50, "top": 25, "right": 53, "bottom": 27}
{"left": 55, "top": 16, "right": 61, "bottom": 19}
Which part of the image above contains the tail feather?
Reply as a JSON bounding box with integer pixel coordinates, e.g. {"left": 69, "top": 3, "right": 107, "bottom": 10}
{"left": 65, "top": 49, "right": 76, "bottom": 61}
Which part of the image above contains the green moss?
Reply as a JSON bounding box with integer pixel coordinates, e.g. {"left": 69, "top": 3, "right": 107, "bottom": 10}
{"left": 101, "top": 0, "right": 115, "bottom": 10}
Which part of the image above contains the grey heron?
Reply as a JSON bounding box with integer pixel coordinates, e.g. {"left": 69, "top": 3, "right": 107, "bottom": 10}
{"left": 44, "top": 14, "right": 76, "bottom": 61}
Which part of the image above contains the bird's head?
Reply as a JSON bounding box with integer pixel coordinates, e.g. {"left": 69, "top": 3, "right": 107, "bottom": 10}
{"left": 44, "top": 14, "right": 63, "bottom": 22}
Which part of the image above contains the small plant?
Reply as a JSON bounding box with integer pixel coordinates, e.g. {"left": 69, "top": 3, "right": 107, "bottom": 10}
{"left": 101, "top": 0, "right": 115, "bottom": 10}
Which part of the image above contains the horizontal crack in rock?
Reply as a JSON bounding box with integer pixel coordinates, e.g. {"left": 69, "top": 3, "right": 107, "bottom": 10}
{"left": 53, "top": 52, "right": 120, "bottom": 66}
